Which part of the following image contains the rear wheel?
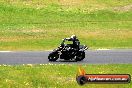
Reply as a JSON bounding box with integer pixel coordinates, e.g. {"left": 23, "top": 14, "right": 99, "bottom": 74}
{"left": 48, "top": 52, "right": 59, "bottom": 61}
{"left": 75, "top": 51, "right": 85, "bottom": 61}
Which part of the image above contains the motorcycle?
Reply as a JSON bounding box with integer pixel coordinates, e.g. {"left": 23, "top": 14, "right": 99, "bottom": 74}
{"left": 48, "top": 39, "right": 88, "bottom": 61}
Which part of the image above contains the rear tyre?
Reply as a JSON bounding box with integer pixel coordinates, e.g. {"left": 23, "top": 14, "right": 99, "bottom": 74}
{"left": 75, "top": 51, "right": 85, "bottom": 61}
{"left": 48, "top": 52, "right": 59, "bottom": 61}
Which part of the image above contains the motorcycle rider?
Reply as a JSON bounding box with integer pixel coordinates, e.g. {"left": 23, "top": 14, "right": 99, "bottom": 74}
{"left": 62, "top": 35, "right": 80, "bottom": 50}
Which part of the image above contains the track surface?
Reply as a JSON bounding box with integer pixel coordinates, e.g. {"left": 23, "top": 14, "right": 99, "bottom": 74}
{"left": 0, "top": 50, "right": 132, "bottom": 64}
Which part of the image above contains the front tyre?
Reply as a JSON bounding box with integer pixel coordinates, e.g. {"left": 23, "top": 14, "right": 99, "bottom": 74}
{"left": 48, "top": 52, "right": 59, "bottom": 61}
{"left": 75, "top": 51, "right": 85, "bottom": 61}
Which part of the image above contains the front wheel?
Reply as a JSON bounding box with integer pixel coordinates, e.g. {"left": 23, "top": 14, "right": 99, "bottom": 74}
{"left": 48, "top": 52, "right": 59, "bottom": 61}
{"left": 75, "top": 51, "right": 85, "bottom": 61}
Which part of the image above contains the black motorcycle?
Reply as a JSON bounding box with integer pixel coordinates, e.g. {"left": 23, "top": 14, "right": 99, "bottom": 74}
{"left": 48, "top": 39, "right": 88, "bottom": 61}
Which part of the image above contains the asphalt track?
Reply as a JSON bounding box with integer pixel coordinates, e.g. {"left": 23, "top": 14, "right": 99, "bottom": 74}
{"left": 0, "top": 49, "right": 132, "bottom": 64}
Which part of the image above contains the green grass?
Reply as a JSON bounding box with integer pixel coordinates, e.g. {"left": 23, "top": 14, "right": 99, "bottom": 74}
{"left": 0, "top": 0, "right": 132, "bottom": 50}
{"left": 0, "top": 64, "right": 132, "bottom": 88}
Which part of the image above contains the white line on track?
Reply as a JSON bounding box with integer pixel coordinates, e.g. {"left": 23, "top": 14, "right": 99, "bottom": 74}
{"left": 0, "top": 51, "right": 12, "bottom": 53}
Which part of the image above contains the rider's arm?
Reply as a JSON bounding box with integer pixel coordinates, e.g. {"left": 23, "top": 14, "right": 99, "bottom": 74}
{"left": 60, "top": 38, "right": 71, "bottom": 46}
{"left": 65, "top": 38, "right": 72, "bottom": 41}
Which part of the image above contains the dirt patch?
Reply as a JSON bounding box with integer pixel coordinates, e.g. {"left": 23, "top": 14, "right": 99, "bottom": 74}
{"left": 59, "top": 0, "right": 85, "bottom": 5}
{"left": 113, "top": 4, "right": 132, "bottom": 12}
{"left": 21, "top": 29, "right": 44, "bottom": 33}
{"left": 5, "top": 29, "right": 45, "bottom": 33}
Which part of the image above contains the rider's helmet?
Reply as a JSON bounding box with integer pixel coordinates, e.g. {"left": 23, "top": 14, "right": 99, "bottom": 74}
{"left": 71, "top": 35, "right": 77, "bottom": 40}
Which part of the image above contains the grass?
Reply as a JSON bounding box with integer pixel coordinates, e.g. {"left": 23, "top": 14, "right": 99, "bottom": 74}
{"left": 0, "top": 64, "right": 131, "bottom": 88}
{"left": 0, "top": 0, "right": 132, "bottom": 50}
{"left": 0, "top": 2, "right": 131, "bottom": 88}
